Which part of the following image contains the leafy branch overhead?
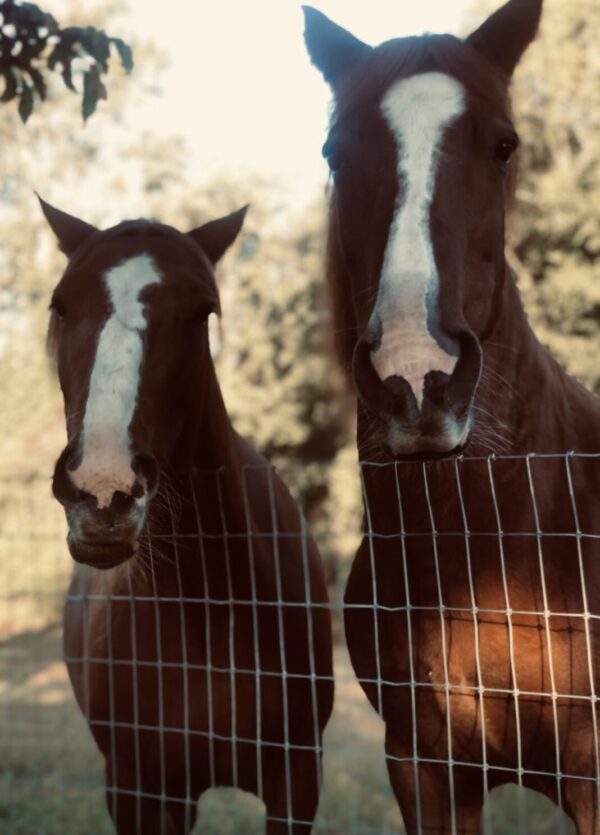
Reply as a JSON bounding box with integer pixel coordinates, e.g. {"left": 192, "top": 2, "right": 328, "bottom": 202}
{"left": 0, "top": 0, "right": 133, "bottom": 122}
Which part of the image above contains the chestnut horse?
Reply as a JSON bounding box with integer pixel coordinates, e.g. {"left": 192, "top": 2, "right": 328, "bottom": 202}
{"left": 42, "top": 198, "right": 333, "bottom": 834}
{"left": 304, "top": 1, "right": 599, "bottom": 833}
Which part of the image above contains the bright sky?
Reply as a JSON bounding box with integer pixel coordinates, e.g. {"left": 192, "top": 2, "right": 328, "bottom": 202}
{"left": 122, "top": 0, "right": 474, "bottom": 207}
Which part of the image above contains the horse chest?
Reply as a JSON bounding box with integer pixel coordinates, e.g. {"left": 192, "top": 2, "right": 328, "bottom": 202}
{"left": 345, "top": 524, "right": 600, "bottom": 765}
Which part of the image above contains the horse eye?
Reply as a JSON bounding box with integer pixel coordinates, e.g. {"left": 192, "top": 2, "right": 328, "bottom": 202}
{"left": 495, "top": 135, "right": 519, "bottom": 166}
{"left": 322, "top": 140, "right": 344, "bottom": 174}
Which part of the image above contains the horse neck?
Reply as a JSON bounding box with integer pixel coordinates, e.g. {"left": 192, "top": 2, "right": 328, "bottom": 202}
{"left": 475, "top": 266, "right": 598, "bottom": 455}
{"left": 193, "top": 361, "right": 241, "bottom": 473}
{"left": 192, "top": 363, "right": 246, "bottom": 536}
{"left": 148, "top": 360, "right": 245, "bottom": 568}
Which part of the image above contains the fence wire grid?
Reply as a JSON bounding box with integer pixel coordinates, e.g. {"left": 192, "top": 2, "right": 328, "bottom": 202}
{"left": 1, "top": 452, "right": 598, "bottom": 835}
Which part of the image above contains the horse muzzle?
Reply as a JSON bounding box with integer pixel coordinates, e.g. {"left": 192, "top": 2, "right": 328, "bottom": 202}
{"left": 52, "top": 445, "right": 156, "bottom": 569}
{"left": 353, "top": 329, "right": 481, "bottom": 457}
{"left": 63, "top": 494, "right": 144, "bottom": 569}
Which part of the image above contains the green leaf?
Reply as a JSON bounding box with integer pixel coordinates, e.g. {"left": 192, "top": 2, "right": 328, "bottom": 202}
{"left": 18, "top": 83, "right": 34, "bottom": 123}
{"left": 82, "top": 65, "right": 107, "bottom": 122}
{"left": 111, "top": 37, "right": 134, "bottom": 73}
{"left": 46, "top": 44, "right": 61, "bottom": 72}
{"left": 61, "top": 61, "right": 75, "bottom": 92}
{"left": 28, "top": 66, "right": 46, "bottom": 101}
{"left": 47, "top": 43, "right": 76, "bottom": 91}
{"left": 0, "top": 68, "right": 18, "bottom": 103}
{"left": 78, "top": 26, "right": 110, "bottom": 72}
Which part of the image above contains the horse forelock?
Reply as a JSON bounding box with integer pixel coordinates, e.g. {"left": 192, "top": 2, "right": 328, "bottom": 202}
{"left": 332, "top": 33, "right": 510, "bottom": 127}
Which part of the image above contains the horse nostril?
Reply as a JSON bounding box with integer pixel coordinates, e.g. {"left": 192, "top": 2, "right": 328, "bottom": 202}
{"left": 131, "top": 481, "right": 145, "bottom": 500}
{"left": 110, "top": 490, "right": 135, "bottom": 515}
{"left": 423, "top": 370, "right": 452, "bottom": 410}
{"left": 353, "top": 337, "right": 421, "bottom": 420}
{"left": 382, "top": 375, "right": 408, "bottom": 397}
{"left": 53, "top": 445, "right": 84, "bottom": 505}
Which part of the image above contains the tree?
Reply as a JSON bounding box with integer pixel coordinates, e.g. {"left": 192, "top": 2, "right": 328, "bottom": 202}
{"left": 0, "top": 0, "right": 132, "bottom": 122}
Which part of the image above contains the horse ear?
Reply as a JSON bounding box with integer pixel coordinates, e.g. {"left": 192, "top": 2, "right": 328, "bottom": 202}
{"left": 187, "top": 205, "right": 249, "bottom": 265}
{"left": 303, "top": 6, "right": 371, "bottom": 88}
{"left": 466, "top": 0, "right": 543, "bottom": 77}
{"left": 37, "top": 195, "right": 97, "bottom": 257}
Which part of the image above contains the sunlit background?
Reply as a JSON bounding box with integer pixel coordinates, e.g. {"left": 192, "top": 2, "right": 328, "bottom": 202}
{"left": 125, "top": 0, "right": 473, "bottom": 206}
{"left": 28, "top": 0, "right": 475, "bottom": 217}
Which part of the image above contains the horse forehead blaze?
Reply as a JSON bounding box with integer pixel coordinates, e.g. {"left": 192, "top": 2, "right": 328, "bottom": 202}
{"left": 370, "top": 71, "right": 465, "bottom": 408}
{"left": 69, "top": 253, "right": 163, "bottom": 508}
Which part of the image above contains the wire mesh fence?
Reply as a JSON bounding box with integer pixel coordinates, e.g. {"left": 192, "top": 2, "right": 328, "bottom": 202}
{"left": 1, "top": 452, "right": 598, "bottom": 834}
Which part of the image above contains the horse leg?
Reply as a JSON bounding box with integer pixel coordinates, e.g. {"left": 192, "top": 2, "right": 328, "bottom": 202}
{"left": 556, "top": 732, "right": 598, "bottom": 835}
{"left": 263, "top": 747, "right": 323, "bottom": 834}
{"left": 104, "top": 759, "right": 200, "bottom": 835}
{"left": 563, "top": 776, "right": 598, "bottom": 835}
{"left": 385, "top": 733, "right": 483, "bottom": 835}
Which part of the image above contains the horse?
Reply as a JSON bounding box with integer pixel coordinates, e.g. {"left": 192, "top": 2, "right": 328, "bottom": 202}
{"left": 41, "top": 197, "right": 334, "bottom": 835}
{"left": 304, "top": 0, "right": 600, "bottom": 832}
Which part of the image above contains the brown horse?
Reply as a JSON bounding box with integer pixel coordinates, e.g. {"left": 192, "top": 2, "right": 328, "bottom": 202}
{"left": 304, "top": 1, "right": 600, "bottom": 833}
{"left": 41, "top": 198, "right": 334, "bottom": 834}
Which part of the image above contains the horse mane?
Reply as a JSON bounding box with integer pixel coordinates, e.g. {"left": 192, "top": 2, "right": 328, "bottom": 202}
{"left": 327, "top": 33, "right": 519, "bottom": 376}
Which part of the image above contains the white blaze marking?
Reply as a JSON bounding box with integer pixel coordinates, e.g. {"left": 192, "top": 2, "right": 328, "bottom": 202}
{"left": 371, "top": 72, "right": 465, "bottom": 408}
{"left": 70, "top": 254, "right": 162, "bottom": 509}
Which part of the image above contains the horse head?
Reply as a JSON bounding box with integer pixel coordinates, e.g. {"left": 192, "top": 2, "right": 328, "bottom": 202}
{"left": 304, "top": 0, "right": 542, "bottom": 457}
{"left": 42, "top": 197, "right": 247, "bottom": 568}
